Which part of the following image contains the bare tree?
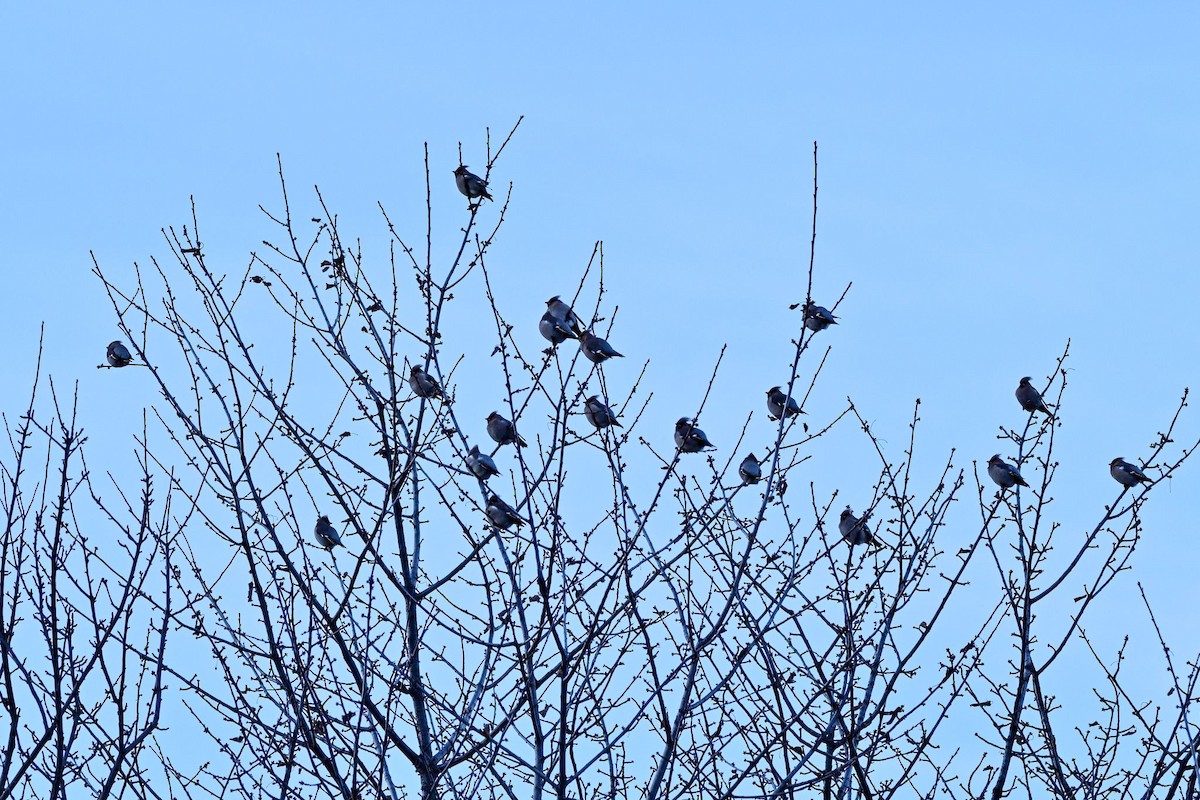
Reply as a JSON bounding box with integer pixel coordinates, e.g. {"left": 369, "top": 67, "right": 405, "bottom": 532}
{"left": 964, "top": 355, "right": 1200, "bottom": 800}
{"left": 1, "top": 336, "right": 174, "bottom": 799}
{"left": 3, "top": 131, "right": 1196, "bottom": 799}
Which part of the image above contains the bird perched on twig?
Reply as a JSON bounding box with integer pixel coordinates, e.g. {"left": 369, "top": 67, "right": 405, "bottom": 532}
{"left": 584, "top": 395, "right": 621, "bottom": 429}
{"left": 540, "top": 296, "right": 584, "bottom": 345}
{"left": 675, "top": 417, "right": 715, "bottom": 453}
{"left": 802, "top": 301, "right": 838, "bottom": 332}
{"left": 466, "top": 445, "right": 501, "bottom": 481}
{"left": 106, "top": 341, "right": 133, "bottom": 368}
{"left": 987, "top": 455, "right": 1029, "bottom": 489}
{"left": 314, "top": 515, "right": 342, "bottom": 549}
{"left": 539, "top": 312, "right": 577, "bottom": 345}
{"left": 487, "top": 412, "right": 527, "bottom": 447}
{"left": 766, "top": 386, "right": 803, "bottom": 421}
{"left": 454, "top": 165, "right": 492, "bottom": 203}
{"left": 409, "top": 365, "right": 443, "bottom": 399}
{"left": 579, "top": 330, "right": 623, "bottom": 364}
{"left": 1109, "top": 457, "right": 1151, "bottom": 488}
{"left": 1015, "top": 377, "right": 1053, "bottom": 418}
{"left": 739, "top": 453, "right": 762, "bottom": 484}
{"left": 839, "top": 506, "right": 878, "bottom": 547}
{"left": 486, "top": 494, "right": 525, "bottom": 529}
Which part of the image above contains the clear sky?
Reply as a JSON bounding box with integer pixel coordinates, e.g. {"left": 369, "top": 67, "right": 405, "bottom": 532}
{"left": 2, "top": 0, "right": 1198, "bottom": 774}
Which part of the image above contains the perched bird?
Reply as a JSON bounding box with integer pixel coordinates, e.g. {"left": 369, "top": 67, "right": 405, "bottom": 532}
{"left": 1015, "top": 377, "right": 1053, "bottom": 417}
{"left": 539, "top": 311, "right": 578, "bottom": 345}
{"left": 675, "top": 417, "right": 715, "bottom": 453}
{"left": 579, "top": 330, "right": 624, "bottom": 364}
{"left": 839, "top": 506, "right": 878, "bottom": 547}
{"left": 1109, "top": 457, "right": 1151, "bottom": 488}
{"left": 803, "top": 301, "right": 838, "bottom": 332}
{"left": 454, "top": 165, "right": 492, "bottom": 202}
{"left": 766, "top": 386, "right": 803, "bottom": 421}
{"left": 584, "top": 395, "right": 621, "bottom": 429}
{"left": 545, "top": 296, "right": 584, "bottom": 334}
{"left": 739, "top": 453, "right": 762, "bottom": 485}
{"left": 486, "top": 494, "right": 524, "bottom": 529}
{"left": 314, "top": 515, "right": 342, "bottom": 549}
{"left": 486, "top": 411, "right": 527, "bottom": 447}
{"left": 987, "top": 454, "right": 1029, "bottom": 489}
{"left": 466, "top": 445, "right": 501, "bottom": 481}
{"left": 409, "top": 365, "right": 443, "bottom": 399}
{"left": 107, "top": 340, "right": 133, "bottom": 367}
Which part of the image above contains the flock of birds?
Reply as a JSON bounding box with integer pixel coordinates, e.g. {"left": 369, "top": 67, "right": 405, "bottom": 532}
{"left": 397, "top": 287, "right": 818, "bottom": 541}
{"left": 991, "top": 380, "right": 1151, "bottom": 490}
{"left": 840, "top": 379, "right": 1153, "bottom": 549}
{"left": 102, "top": 166, "right": 1155, "bottom": 553}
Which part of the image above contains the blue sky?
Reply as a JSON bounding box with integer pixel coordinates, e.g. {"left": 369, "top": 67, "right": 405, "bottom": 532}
{"left": 3, "top": 0, "right": 1198, "bottom": 772}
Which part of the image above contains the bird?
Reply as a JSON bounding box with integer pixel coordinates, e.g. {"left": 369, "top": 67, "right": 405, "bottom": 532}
{"left": 466, "top": 445, "right": 501, "bottom": 481}
{"left": 545, "top": 296, "right": 584, "bottom": 333}
{"left": 739, "top": 453, "right": 762, "bottom": 484}
{"left": 579, "top": 330, "right": 623, "bottom": 364}
{"left": 107, "top": 340, "right": 133, "bottom": 367}
{"left": 584, "top": 395, "right": 621, "bottom": 429}
{"left": 803, "top": 301, "right": 838, "bottom": 332}
{"left": 486, "top": 494, "right": 524, "bottom": 529}
{"left": 766, "top": 386, "right": 803, "bottom": 421}
{"left": 1109, "top": 457, "right": 1151, "bottom": 488}
{"left": 987, "top": 455, "right": 1029, "bottom": 489}
{"left": 409, "top": 365, "right": 443, "bottom": 399}
{"left": 486, "top": 412, "right": 527, "bottom": 447}
{"left": 675, "top": 417, "right": 715, "bottom": 453}
{"left": 539, "top": 312, "right": 578, "bottom": 345}
{"left": 454, "top": 165, "right": 492, "bottom": 202}
{"left": 1015, "top": 377, "right": 1053, "bottom": 417}
{"left": 839, "top": 506, "right": 878, "bottom": 547}
{"left": 314, "top": 515, "right": 342, "bottom": 549}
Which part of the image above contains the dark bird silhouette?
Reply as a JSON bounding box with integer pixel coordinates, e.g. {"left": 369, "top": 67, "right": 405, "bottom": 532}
{"left": 802, "top": 301, "right": 838, "bottom": 332}
{"left": 739, "top": 453, "right": 762, "bottom": 484}
{"left": 540, "top": 296, "right": 584, "bottom": 345}
{"left": 839, "top": 506, "right": 879, "bottom": 547}
{"left": 466, "top": 445, "right": 501, "bottom": 480}
{"left": 409, "top": 365, "right": 443, "bottom": 399}
{"left": 486, "top": 494, "right": 525, "bottom": 529}
{"left": 1109, "top": 457, "right": 1150, "bottom": 487}
{"left": 584, "top": 395, "right": 621, "bottom": 429}
{"left": 487, "top": 411, "right": 527, "bottom": 447}
{"left": 314, "top": 515, "right": 343, "bottom": 549}
{"left": 579, "top": 330, "right": 624, "bottom": 364}
{"left": 675, "top": 417, "right": 715, "bottom": 453}
{"left": 540, "top": 312, "right": 577, "bottom": 344}
{"left": 987, "top": 454, "right": 1029, "bottom": 489}
{"left": 1015, "top": 377, "right": 1053, "bottom": 418}
{"left": 107, "top": 340, "right": 133, "bottom": 367}
{"left": 454, "top": 165, "right": 492, "bottom": 202}
{"left": 766, "top": 386, "right": 803, "bottom": 421}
